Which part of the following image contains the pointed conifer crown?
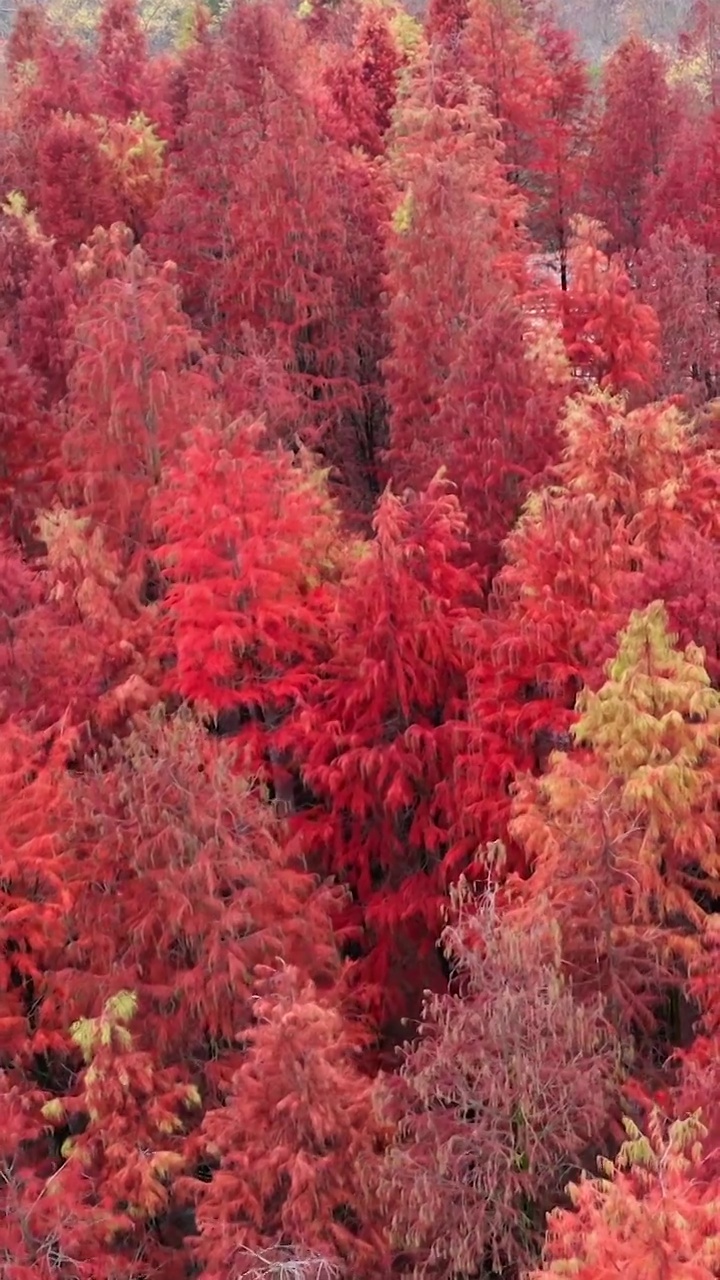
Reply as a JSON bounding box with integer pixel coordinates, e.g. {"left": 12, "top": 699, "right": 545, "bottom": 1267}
{"left": 574, "top": 600, "right": 720, "bottom": 824}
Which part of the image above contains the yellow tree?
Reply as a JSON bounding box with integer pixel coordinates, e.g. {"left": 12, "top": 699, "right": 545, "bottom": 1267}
{"left": 508, "top": 600, "right": 720, "bottom": 1039}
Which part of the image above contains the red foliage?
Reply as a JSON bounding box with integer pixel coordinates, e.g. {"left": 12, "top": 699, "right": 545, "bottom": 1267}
{"left": 561, "top": 217, "right": 661, "bottom": 402}
{"left": 529, "top": 1110, "right": 720, "bottom": 1280}
{"left": 3, "top": 2, "right": 720, "bottom": 1274}
{"left": 61, "top": 236, "right": 214, "bottom": 564}
{"left": 0, "top": 332, "right": 54, "bottom": 536}
{"left": 148, "top": 0, "right": 363, "bottom": 456}
{"left": 383, "top": 72, "right": 556, "bottom": 577}
{"left": 291, "top": 473, "right": 480, "bottom": 1023}
{"left": 152, "top": 421, "right": 344, "bottom": 796}
{"left": 588, "top": 35, "right": 676, "bottom": 252}
{"left": 194, "top": 965, "right": 389, "bottom": 1278}
{"left": 94, "top": 0, "right": 150, "bottom": 120}
{"left": 35, "top": 112, "right": 119, "bottom": 253}
{"left": 636, "top": 225, "right": 720, "bottom": 403}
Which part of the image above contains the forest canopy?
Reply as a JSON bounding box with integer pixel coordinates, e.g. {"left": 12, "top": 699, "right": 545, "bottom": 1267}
{"left": 3, "top": 0, "right": 720, "bottom": 1277}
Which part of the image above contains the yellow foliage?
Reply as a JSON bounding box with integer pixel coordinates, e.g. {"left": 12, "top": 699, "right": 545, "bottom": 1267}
{"left": 70, "top": 988, "right": 138, "bottom": 1061}
{"left": 95, "top": 112, "right": 166, "bottom": 214}
{"left": 667, "top": 49, "right": 712, "bottom": 98}
{"left": 47, "top": 0, "right": 188, "bottom": 45}
{"left": 392, "top": 188, "right": 415, "bottom": 234}
{"left": 41, "top": 1098, "right": 67, "bottom": 1122}
{"left": 2, "top": 189, "right": 45, "bottom": 241}
{"left": 524, "top": 313, "right": 572, "bottom": 388}
{"left": 150, "top": 1150, "right": 186, "bottom": 1178}
{"left": 175, "top": 0, "right": 212, "bottom": 48}
{"left": 184, "top": 1083, "right": 203, "bottom": 1108}
{"left": 105, "top": 989, "right": 139, "bottom": 1024}
{"left": 509, "top": 602, "right": 720, "bottom": 1033}
{"left": 575, "top": 601, "right": 720, "bottom": 801}
{"left": 389, "top": 8, "right": 425, "bottom": 60}
{"left": 157, "top": 1115, "right": 185, "bottom": 1134}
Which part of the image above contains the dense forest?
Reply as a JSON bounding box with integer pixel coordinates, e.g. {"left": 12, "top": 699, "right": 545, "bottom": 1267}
{"left": 5, "top": 0, "right": 720, "bottom": 1276}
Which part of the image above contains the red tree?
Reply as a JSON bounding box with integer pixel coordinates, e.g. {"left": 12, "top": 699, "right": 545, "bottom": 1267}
{"left": 61, "top": 235, "right": 215, "bottom": 566}
{"left": 383, "top": 70, "right": 556, "bottom": 578}
{"left": 153, "top": 420, "right": 345, "bottom": 798}
{"left": 291, "top": 473, "right": 481, "bottom": 1027}
{"left": 588, "top": 34, "right": 676, "bottom": 253}
{"left": 194, "top": 966, "right": 389, "bottom": 1279}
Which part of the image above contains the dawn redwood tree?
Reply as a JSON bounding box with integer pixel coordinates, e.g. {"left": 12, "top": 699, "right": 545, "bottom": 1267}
{"left": 0, "top": 718, "right": 68, "bottom": 1067}
{"left": 530, "top": 11, "right": 590, "bottom": 289}
{"left": 529, "top": 1112, "right": 720, "bottom": 1280}
{"left": 1, "top": 9, "right": 94, "bottom": 207}
{"left": 14, "top": 237, "right": 76, "bottom": 409}
{"left": 355, "top": 4, "right": 403, "bottom": 138}
{"left": 587, "top": 34, "right": 675, "bottom": 253}
{"left": 427, "top": 0, "right": 469, "bottom": 46}
{"left": 643, "top": 108, "right": 712, "bottom": 247}
{"left": 384, "top": 69, "right": 556, "bottom": 578}
{"left": 448, "top": 387, "right": 711, "bottom": 864}
{"left": 680, "top": 0, "right": 720, "bottom": 105}
{"left": 54, "top": 710, "right": 343, "bottom": 1101}
{"left": 61, "top": 235, "right": 216, "bottom": 567}
{"left": 34, "top": 507, "right": 159, "bottom": 744}
{"left": 676, "top": 916, "right": 720, "bottom": 1177}
{"left": 94, "top": 0, "right": 151, "bottom": 121}
{"left": 39, "top": 991, "right": 201, "bottom": 1280}
{"left": 322, "top": 2, "right": 402, "bottom": 157}
{"left": 560, "top": 216, "right": 661, "bottom": 403}
{"left": 378, "top": 886, "right": 622, "bottom": 1279}
{"left": 459, "top": 0, "right": 561, "bottom": 195}
{"left": 0, "top": 200, "right": 48, "bottom": 340}
{"left": 34, "top": 111, "right": 120, "bottom": 253}
{"left": 0, "top": 507, "right": 161, "bottom": 777}
{"left": 0, "top": 331, "right": 54, "bottom": 540}
{"left": 92, "top": 112, "right": 167, "bottom": 242}
{"left": 636, "top": 225, "right": 720, "bottom": 403}
{"left": 291, "top": 472, "right": 481, "bottom": 1026}
{"left": 507, "top": 601, "right": 720, "bottom": 1042}
{"left": 149, "top": 0, "right": 362, "bottom": 454}
{"left": 194, "top": 965, "right": 390, "bottom": 1279}
{"left": 449, "top": 486, "right": 635, "bottom": 870}
{"left": 153, "top": 421, "right": 348, "bottom": 799}
{"left": 612, "top": 526, "right": 720, "bottom": 688}
{"left": 323, "top": 150, "right": 392, "bottom": 517}
{"left": 383, "top": 70, "right": 525, "bottom": 494}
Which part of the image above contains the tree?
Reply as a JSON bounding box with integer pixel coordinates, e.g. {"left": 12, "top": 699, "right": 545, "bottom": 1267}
{"left": 530, "top": 10, "right": 590, "bottom": 289}
{"left": 194, "top": 965, "right": 389, "bottom": 1279}
{"left": 560, "top": 216, "right": 661, "bottom": 403}
{"left": 291, "top": 473, "right": 480, "bottom": 1026}
{"left": 529, "top": 1111, "right": 720, "bottom": 1280}
{"left": 0, "top": 330, "right": 53, "bottom": 539}
{"left": 383, "top": 68, "right": 556, "bottom": 578}
{"left": 153, "top": 421, "right": 346, "bottom": 798}
{"left": 38, "top": 991, "right": 200, "bottom": 1280}
{"left": 59, "top": 710, "right": 343, "bottom": 1085}
{"left": 636, "top": 225, "right": 720, "bottom": 403}
{"left": 448, "top": 387, "right": 710, "bottom": 867}
{"left": 588, "top": 34, "right": 676, "bottom": 253}
{"left": 148, "top": 0, "right": 363, "bottom": 454}
{"left": 94, "top": 0, "right": 151, "bottom": 121}
{"left": 61, "top": 235, "right": 215, "bottom": 567}
{"left": 377, "top": 885, "right": 623, "bottom": 1279}
{"left": 507, "top": 601, "right": 720, "bottom": 1041}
